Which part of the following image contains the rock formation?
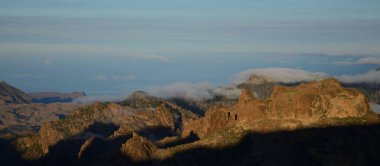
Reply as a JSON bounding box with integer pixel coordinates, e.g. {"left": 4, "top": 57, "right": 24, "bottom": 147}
{"left": 16, "top": 95, "right": 198, "bottom": 159}
{"left": 12, "top": 79, "right": 380, "bottom": 164}
{"left": 120, "top": 132, "right": 157, "bottom": 161}
{"left": 183, "top": 78, "right": 370, "bottom": 138}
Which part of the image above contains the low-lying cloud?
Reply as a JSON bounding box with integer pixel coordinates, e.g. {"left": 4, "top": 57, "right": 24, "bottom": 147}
{"left": 80, "top": 67, "right": 380, "bottom": 103}
{"left": 212, "top": 86, "right": 241, "bottom": 99}
{"left": 232, "top": 67, "right": 329, "bottom": 84}
{"left": 335, "top": 57, "right": 380, "bottom": 65}
{"left": 336, "top": 69, "right": 380, "bottom": 84}
{"left": 147, "top": 67, "right": 380, "bottom": 101}
{"left": 232, "top": 67, "right": 380, "bottom": 85}
{"left": 147, "top": 82, "right": 241, "bottom": 101}
{"left": 148, "top": 82, "right": 214, "bottom": 100}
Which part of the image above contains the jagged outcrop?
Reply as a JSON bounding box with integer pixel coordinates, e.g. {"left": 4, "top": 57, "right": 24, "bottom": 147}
{"left": 123, "top": 91, "right": 162, "bottom": 108}
{"left": 16, "top": 95, "right": 199, "bottom": 160}
{"left": 78, "top": 136, "right": 108, "bottom": 160}
{"left": 238, "top": 89, "right": 255, "bottom": 104}
{"left": 183, "top": 78, "right": 371, "bottom": 138}
{"left": 343, "top": 82, "right": 380, "bottom": 104}
{"left": 237, "top": 75, "right": 279, "bottom": 99}
{"left": 120, "top": 132, "right": 157, "bottom": 161}
{"left": 113, "top": 102, "right": 197, "bottom": 140}
{"left": 16, "top": 103, "right": 124, "bottom": 158}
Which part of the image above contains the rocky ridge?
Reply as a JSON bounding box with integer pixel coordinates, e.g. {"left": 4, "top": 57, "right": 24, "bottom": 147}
{"left": 12, "top": 78, "right": 380, "bottom": 165}
{"left": 0, "top": 81, "right": 32, "bottom": 105}
{"left": 183, "top": 78, "right": 370, "bottom": 138}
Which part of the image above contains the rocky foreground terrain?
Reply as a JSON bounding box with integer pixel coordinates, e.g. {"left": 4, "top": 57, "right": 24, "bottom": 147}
{"left": 1, "top": 78, "right": 379, "bottom": 166}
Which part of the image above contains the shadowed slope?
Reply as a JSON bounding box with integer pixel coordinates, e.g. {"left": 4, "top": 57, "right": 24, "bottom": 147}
{"left": 1, "top": 124, "right": 380, "bottom": 166}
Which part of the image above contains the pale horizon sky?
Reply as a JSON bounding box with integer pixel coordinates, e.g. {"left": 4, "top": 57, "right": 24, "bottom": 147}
{"left": 1, "top": 0, "right": 379, "bottom": 95}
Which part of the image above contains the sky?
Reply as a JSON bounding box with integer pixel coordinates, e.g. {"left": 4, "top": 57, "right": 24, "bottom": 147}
{"left": 0, "top": 0, "right": 380, "bottom": 96}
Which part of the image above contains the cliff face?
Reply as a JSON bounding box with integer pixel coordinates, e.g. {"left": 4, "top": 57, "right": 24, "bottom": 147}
{"left": 183, "top": 78, "right": 370, "bottom": 138}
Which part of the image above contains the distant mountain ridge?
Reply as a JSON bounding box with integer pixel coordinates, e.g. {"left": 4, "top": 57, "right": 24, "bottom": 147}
{"left": 0, "top": 81, "right": 86, "bottom": 104}
{"left": 239, "top": 74, "right": 380, "bottom": 104}
{"left": 0, "top": 82, "right": 86, "bottom": 136}
{"left": 0, "top": 81, "right": 32, "bottom": 105}
{"left": 29, "top": 92, "right": 86, "bottom": 103}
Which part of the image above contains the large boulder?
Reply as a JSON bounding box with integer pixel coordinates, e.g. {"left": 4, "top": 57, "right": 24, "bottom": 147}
{"left": 120, "top": 132, "right": 157, "bottom": 161}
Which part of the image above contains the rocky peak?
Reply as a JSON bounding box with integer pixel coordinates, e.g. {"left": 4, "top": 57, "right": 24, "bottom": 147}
{"left": 183, "top": 78, "right": 371, "bottom": 138}
{"left": 319, "top": 78, "right": 342, "bottom": 88}
{"left": 125, "top": 91, "right": 162, "bottom": 108}
{"left": 245, "top": 75, "right": 272, "bottom": 85}
{"left": 130, "top": 91, "right": 151, "bottom": 100}
{"left": 238, "top": 89, "right": 255, "bottom": 104}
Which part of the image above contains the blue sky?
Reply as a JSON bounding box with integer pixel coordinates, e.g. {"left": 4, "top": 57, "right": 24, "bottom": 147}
{"left": 0, "top": 0, "right": 380, "bottom": 96}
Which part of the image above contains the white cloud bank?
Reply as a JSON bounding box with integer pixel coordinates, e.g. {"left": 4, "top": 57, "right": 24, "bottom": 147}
{"left": 146, "top": 67, "right": 380, "bottom": 101}
{"left": 232, "top": 67, "right": 329, "bottom": 84}
{"left": 148, "top": 82, "right": 214, "bottom": 100}
{"left": 233, "top": 67, "right": 380, "bottom": 84}
{"left": 336, "top": 70, "right": 380, "bottom": 84}
{"left": 147, "top": 82, "right": 240, "bottom": 101}
{"left": 81, "top": 67, "right": 380, "bottom": 102}
{"left": 335, "top": 57, "right": 380, "bottom": 65}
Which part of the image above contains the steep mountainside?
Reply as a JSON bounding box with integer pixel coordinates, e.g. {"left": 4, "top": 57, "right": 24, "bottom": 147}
{"left": 0, "top": 81, "right": 32, "bottom": 105}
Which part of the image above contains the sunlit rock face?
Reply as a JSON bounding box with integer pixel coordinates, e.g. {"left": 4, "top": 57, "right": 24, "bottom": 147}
{"left": 183, "top": 78, "right": 370, "bottom": 138}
